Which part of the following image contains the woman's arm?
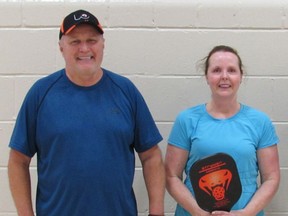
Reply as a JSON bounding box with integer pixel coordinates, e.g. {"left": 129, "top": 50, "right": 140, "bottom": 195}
{"left": 212, "top": 145, "right": 280, "bottom": 216}
{"left": 165, "top": 144, "right": 211, "bottom": 216}
{"left": 244, "top": 145, "right": 280, "bottom": 215}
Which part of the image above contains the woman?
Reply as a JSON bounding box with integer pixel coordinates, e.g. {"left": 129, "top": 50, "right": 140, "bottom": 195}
{"left": 165, "top": 45, "right": 280, "bottom": 216}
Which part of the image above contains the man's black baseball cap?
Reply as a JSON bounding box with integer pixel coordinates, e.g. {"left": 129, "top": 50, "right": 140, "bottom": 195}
{"left": 59, "top": 9, "right": 104, "bottom": 39}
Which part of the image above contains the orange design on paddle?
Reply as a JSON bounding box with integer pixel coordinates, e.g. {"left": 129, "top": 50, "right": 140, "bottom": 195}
{"left": 198, "top": 169, "right": 232, "bottom": 201}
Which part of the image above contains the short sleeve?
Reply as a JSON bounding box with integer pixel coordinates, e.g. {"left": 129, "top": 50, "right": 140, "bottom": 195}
{"left": 132, "top": 86, "right": 163, "bottom": 153}
{"left": 9, "top": 85, "right": 39, "bottom": 157}
{"left": 258, "top": 116, "right": 279, "bottom": 149}
{"left": 168, "top": 111, "right": 191, "bottom": 152}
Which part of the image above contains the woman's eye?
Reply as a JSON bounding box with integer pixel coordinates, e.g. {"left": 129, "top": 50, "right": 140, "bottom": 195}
{"left": 213, "top": 68, "right": 221, "bottom": 73}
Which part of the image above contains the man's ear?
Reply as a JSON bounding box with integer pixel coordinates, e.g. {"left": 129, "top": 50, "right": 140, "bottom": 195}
{"left": 58, "top": 40, "right": 64, "bottom": 53}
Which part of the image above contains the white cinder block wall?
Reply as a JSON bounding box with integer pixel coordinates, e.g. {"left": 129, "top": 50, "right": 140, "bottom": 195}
{"left": 0, "top": 1, "right": 287, "bottom": 215}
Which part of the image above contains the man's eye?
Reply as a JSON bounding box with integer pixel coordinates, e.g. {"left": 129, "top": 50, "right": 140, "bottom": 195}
{"left": 88, "top": 39, "right": 98, "bottom": 44}
{"left": 70, "top": 40, "right": 79, "bottom": 45}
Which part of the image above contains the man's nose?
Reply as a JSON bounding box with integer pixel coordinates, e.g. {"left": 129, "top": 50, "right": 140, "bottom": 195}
{"left": 79, "top": 42, "right": 89, "bottom": 52}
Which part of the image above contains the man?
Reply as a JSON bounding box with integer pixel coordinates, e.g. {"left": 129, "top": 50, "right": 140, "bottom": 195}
{"left": 8, "top": 9, "right": 165, "bottom": 216}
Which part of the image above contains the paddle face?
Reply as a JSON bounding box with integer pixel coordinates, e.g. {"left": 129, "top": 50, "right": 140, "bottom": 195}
{"left": 189, "top": 153, "right": 242, "bottom": 212}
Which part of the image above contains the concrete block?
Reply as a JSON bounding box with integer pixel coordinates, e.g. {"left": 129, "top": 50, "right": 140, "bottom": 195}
{"left": 102, "top": 29, "right": 288, "bottom": 77}
{"left": 108, "top": 2, "right": 155, "bottom": 27}
{"left": 102, "top": 30, "right": 202, "bottom": 76}
{"left": 0, "top": 29, "right": 59, "bottom": 75}
{"left": 239, "top": 77, "right": 288, "bottom": 121}
{"left": 154, "top": 1, "right": 198, "bottom": 28}
{"left": 276, "top": 124, "right": 288, "bottom": 167}
{"left": 0, "top": 2, "right": 22, "bottom": 27}
{"left": 0, "top": 77, "right": 14, "bottom": 120}
{"left": 194, "top": 0, "right": 284, "bottom": 29}
{"left": 0, "top": 123, "right": 14, "bottom": 166}
{"left": 22, "top": 1, "right": 107, "bottom": 28}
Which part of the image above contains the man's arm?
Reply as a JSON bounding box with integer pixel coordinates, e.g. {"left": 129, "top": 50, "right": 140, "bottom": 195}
{"left": 8, "top": 149, "right": 34, "bottom": 216}
{"left": 138, "top": 145, "right": 165, "bottom": 216}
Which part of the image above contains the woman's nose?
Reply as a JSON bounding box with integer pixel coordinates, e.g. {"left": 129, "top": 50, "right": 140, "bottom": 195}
{"left": 221, "top": 71, "right": 228, "bottom": 79}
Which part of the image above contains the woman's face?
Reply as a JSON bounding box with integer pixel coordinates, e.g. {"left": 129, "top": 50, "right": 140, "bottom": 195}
{"left": 206, "top": 51, "right": 243, "bottom": 101}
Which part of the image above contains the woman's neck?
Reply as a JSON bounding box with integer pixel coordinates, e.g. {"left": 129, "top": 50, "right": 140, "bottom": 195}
{"left": 206, "top": 100, "right": 241, "bottom": 119}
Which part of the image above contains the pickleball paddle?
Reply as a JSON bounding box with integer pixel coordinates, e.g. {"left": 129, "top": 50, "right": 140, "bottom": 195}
{"left": 189, "top": 153, "right": 242, "bottom": 212}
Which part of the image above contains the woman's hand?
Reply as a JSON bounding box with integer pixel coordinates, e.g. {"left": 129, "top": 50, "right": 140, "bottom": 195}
{"left": 192, "top": 208, "right": 213, "bottom": 216}
{"left": 211, "top": 209, "right": 246, "bottom": 216}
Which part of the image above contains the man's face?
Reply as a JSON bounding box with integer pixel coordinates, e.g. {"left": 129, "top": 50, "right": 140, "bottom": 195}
{"left": 59, "top": 24, "right": 105, "bottom": 84}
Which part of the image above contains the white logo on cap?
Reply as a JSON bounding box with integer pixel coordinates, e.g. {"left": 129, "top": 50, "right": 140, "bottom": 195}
{"left": 74, "top": 13, "right": 90, "bottom": 21}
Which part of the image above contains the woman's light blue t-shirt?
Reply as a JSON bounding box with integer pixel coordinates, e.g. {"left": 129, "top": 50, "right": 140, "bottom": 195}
{"left": 168, "top": 104, "right": 279, "bottom": 216}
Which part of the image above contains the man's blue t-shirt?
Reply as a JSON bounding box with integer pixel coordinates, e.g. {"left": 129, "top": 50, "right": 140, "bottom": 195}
{"left": 9, "top": 68, "right": 163, "bottom": 216}
{"left": 168, "top": 104, "right": 279, "bottom": 216}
